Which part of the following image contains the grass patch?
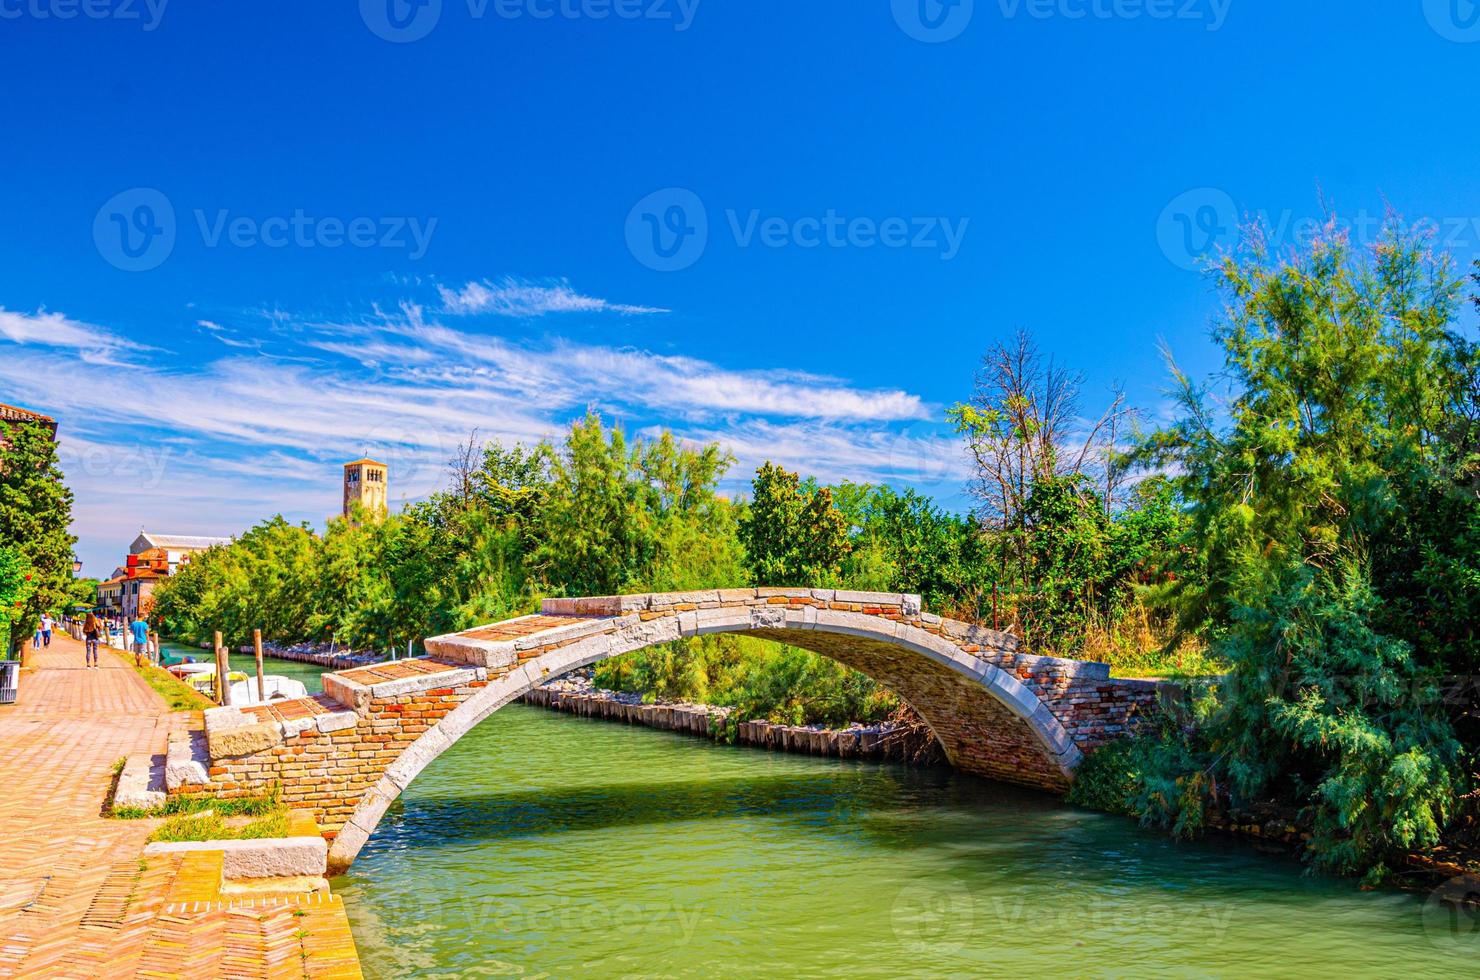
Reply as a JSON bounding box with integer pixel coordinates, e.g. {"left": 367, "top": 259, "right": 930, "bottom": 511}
{"left": 148, "top": 808, "right": 290, "bottom": 843}
{"left": 112, "top": 787, "right": 281, "bottom": 820}
{"left": 1054, "top": 604, "right": 1229, "bottom": 680}
{"left": 112, "top": 650, "right": 215, "bottom": 712}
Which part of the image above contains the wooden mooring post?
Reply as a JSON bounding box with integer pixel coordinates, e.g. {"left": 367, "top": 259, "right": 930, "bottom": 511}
{"left": 254, "top": 629, "right": 265, "bottom": 702}
{"left": 214, "top": 631, "right": 231, "bottom": 706}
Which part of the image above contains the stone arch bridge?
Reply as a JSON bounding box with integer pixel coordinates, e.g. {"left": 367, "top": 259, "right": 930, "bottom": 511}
{"left": 170, "top": 589, "right": 1160, "bottom": 871}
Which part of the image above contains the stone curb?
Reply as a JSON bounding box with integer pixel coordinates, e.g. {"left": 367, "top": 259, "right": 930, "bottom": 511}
{"left": 144, "top": 835, "right": 328, "bottom": 878}
{"left": 113, "top": 753, "right": 166, "bottom": 810}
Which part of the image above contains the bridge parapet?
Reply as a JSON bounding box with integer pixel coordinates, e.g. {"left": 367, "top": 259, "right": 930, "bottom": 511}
{"left": 174, "top": 589, "right": 1160, "bottom": 871}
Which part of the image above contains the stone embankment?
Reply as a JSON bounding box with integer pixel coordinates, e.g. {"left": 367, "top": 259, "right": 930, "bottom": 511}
{"left": 258, "top": 642, "right": 382, "bottom": 671}
{"left": 521, "top": 675, "right": 943, "bottom": 765}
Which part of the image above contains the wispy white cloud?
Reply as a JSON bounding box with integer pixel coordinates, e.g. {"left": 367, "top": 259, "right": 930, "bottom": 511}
{"left": 197, "top": 319, "right": 260, "bottom": 350}
{"left": 1, "top": 298, "right": 963, "bottom": 575}
{"left": 312, "top": 309, "right": 930, "bottom": 423}
{"left": 666, "top": 419, "right": 971, "bottom": 497}
{"left": 0, "top": 307, "right": 128, "bottom": 362}
{"left": 437, "top": 277, "right": 668, "bottom": 317}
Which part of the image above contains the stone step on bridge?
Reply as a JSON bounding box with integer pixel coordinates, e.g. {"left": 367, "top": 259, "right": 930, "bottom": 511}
{"left": 168, "top": 589, "right": 1162, "bottom": 872}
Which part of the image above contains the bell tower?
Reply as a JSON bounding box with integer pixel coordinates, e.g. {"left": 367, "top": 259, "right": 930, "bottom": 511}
{"left": 343, "top": 459, "right": 389, "bottom": 521}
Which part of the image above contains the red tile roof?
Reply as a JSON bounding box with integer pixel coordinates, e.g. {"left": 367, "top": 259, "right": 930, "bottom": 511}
{"left": 0, "top": 402, "right": 55, "bottom": 424}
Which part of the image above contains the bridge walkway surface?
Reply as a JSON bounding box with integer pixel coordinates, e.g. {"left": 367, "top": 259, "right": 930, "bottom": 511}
{"left": 0, "top": 633, "right": 362, "bottom": 979}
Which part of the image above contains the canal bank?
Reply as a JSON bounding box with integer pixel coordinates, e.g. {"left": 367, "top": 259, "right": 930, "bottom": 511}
{"left": 523, "top": 674, "right": 943, "bottom": 765}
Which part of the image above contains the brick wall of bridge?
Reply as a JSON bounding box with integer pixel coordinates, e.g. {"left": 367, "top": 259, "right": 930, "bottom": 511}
{"left": 174, "top": 589, "right": 1161, "bottom": 854}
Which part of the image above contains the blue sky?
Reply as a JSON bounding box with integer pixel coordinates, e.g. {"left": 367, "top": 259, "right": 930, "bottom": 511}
{"left": 2, "top": 0, "right": 1478, "bottom": 575}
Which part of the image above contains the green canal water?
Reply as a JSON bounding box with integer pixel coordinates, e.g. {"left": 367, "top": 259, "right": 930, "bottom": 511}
{"left": 327, "top": 704, "right": 1478, "bottom": 979}
{"left": 159, "top": 646, "right": 1476, "bottom": 976}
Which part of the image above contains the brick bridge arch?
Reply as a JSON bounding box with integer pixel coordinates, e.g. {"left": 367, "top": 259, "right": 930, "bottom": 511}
{"left": 178, "top": 589, "right": 1158, "bottom": 872}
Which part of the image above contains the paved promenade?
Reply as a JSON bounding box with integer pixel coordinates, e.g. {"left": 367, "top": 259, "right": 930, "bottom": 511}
{"left": 0, "top": 635, "right": 362, "bottom": 979}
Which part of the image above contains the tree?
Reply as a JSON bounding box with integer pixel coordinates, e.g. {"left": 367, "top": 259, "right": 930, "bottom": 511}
{"left": 531, "top": 413, "right": 739, "bottom": 596}
{"left": 949, "top": 330, "right": 1134, "bottom": 619}
{"left": 0, "top": 545, "right": 36, "bottom": 653}
{"left": 0, "top": 419, "right": 76, "bottom": 656}
{"left": 950, "top": 329, "right": 1133, "bottom": 529}
{"left": 832, "top": 482, "right": 992, "bottom": 615}
{"left": 739, "top": 462, "right": 850, "bottom": 586}
{"left": 1130, "top": 217, "right": 1478, "bottom": 878}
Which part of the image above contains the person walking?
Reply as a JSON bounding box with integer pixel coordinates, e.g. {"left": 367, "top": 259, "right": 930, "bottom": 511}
{"left": 82, "top": 610, "right": 101, "bottom": 668}
{"left": 40, "top": 613, "right": 53, "bottom": 649}
{"left": 130, "top": 614, "right": 150, "bottom": 667}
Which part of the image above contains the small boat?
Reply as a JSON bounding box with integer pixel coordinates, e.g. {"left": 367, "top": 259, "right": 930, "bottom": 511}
{"left": 169, "top": 665, "right": 308, "bottom": 705}
{"left": 228, "top": 675, "right": 309, "bottom": 705}
{"left": 167, "top": 662, "right": 215, "bottom": 681}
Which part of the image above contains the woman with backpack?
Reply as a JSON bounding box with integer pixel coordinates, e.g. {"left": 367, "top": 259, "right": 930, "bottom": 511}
{"left": 82, "top": 610, "right": 101, "bottom": 668}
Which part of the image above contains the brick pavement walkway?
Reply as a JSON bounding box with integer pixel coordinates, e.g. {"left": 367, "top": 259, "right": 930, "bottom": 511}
{"left": 0, "top": 634, "right": 362, "bottom": 979}
{"left": 0, "top": 634, "right": 179, "bottom": 978}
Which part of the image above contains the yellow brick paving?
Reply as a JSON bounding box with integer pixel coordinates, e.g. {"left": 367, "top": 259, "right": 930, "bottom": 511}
{"left": 0, "top": 634, "right": 364, "bottom": 979}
